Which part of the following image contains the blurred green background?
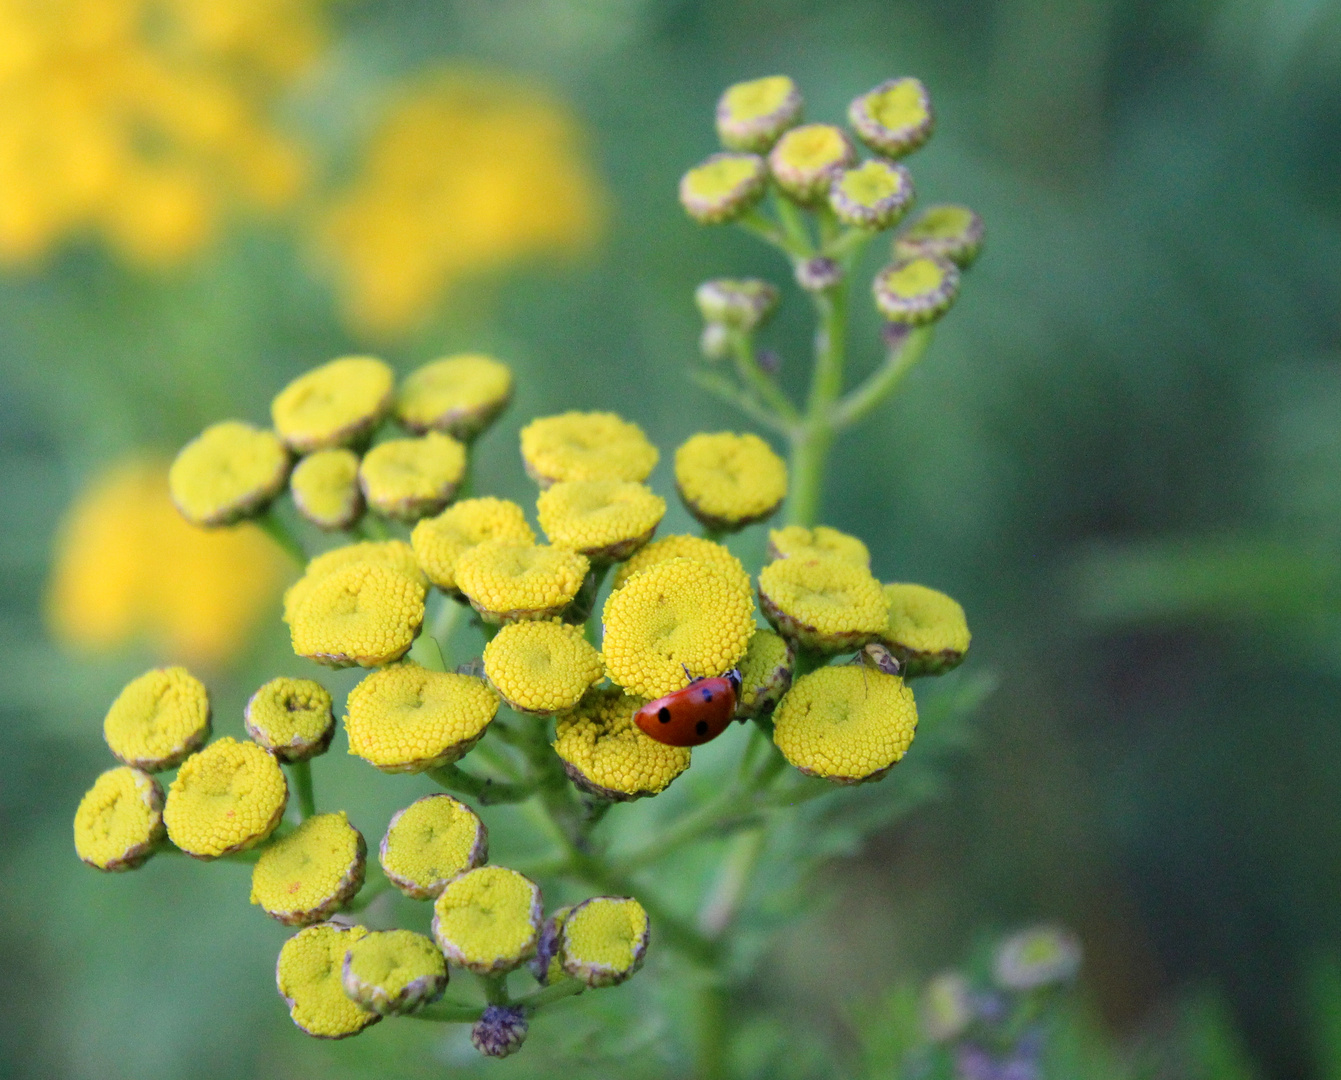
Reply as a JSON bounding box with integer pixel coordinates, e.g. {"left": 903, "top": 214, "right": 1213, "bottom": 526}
{"left": 5, "top": 0, "right": 1341, "bottom": 1077}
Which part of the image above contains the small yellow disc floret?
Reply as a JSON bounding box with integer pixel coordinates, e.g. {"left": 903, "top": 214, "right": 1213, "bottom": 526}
{"left": 611, "top": 534, "right": 750, "bottom": 592}
{"left": 287, "top": 562, "right": 426, "bottom": 668}
{"left": 537, "top": 480, "right": 665, "bottom": 561}
{"left": 276, "top": 923, "right": 379, "bottom": 1039}
{"left": 244, "top": 677, "right": 335, "bottom": 761}
{"left": 560, "top": 896, "right": 649, "bottom": 988}
{"left": 163, "top": 737, "right": 288, "bottom": 858}
{"left": 772, "top": 664, "right": 917, "bottom": 783}
{"left": 396, "top": 354, "right": 514, "bottom": 440}
{"left": 358, "top": 432, "right": 467, "bottom": 521}
{"left": 103, "top": 666, "right": 211, "bottom": 771}
{"left": 342, "top": 929, "right": 448, "bottom": 1015}
{"left": 290, "top": 449, "right": 364, "bottom": 531}
{"left": 455, "top": 541, "right": 588, "bottom": 624}
{"left": 169, "top": 421, "right": 289, "bottom": 527}
{"left": 411, "top": 498, "right": 536, "bottom": 593}
{"left": 74, "top": 767, "right": 165, "bottom": 871}
{"left": 380, "top": 794, "right": 488, "bottom": 899}
{"left": 601, "top": 557, "right": 755, "bottom": 698}
{"left": 345, "top": 663, "right": 498, "bottom": 773}
{"left": 250, "top": 812, "right": 367, "bottom": 926}
{"left": 553, "top": 687, "right": 691, "bottom": 800}
{"left": 432, "top": 866, "right": 542, "bottom": 974}
{"left": 767, "top": 524, "right": 870, "bottom": 567}
{"left": 675, "top": 432, "right": 787, "bottom": 531}
{"left": 271, "top": 356, "right": 395, "bottom": 453}
{"left": 520, "top": 412, "right": 659, "bottom": 486}
{"left": 881, "top": 583, "right": 971, "bottom": 676}
{"left": 483, "top": 619, "right": 604, "bottom": 715}
{"left": 758, "top": 556, "right": 887, "bottom": 654}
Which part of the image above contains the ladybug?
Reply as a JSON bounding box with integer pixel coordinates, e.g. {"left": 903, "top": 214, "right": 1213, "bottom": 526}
{"left": 634, "top": 668, "right": 743, "bottom": 747}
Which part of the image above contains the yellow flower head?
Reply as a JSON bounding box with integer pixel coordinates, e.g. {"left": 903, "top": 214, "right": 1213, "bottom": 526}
{"left": 848, "top": 77, "right": 935, "bottom": 160}
{"left": 345, "top": 663, "right": 498, "bottom": 774}
{"left": 767, "top": 524, "right": 870, "bottom": 567}
{"left": 380, "top": 793, "right": 488, "bottom": 899}
{"left": 250, "top": 812, "right": 366, "bottom": 926}
{"left": 894, "top": 205, "right": 985, "bottom": 269}
{"left": 286, "top": 562, "right": 426, "bottom": 668}
{"left": 772, "top": 664, "right": 917, "bottom": 783}
{"left": 163, "top": 736, "right": 287, "bottom": 858}
{"left": 244, "top": 677, "right": 335, "bottom": 762}
{"left": 358, "top": 432, "right": 467, "bottom": 522}
{"left": 873, "top": 256, "right": 960, "bottom": 326}
{"left": 601, "top": 557, "right": 755, "bottom": 698}
{"left": 611, "top": 533, "right": 751, "bottom": 593}
{"left": 290, "top": 449, "right": 364, "bottom": 531}
{"left": 276, "top": 923, "right": 380, "bottom": 1040}
{"left": 397, "top": 354, "right": 514, "bottom": 440}
{"left": 483, "top": 619, "right": 604, "bottom": 715}
{"left": 560, "top": 896, "right": 649, "bottom": 988}
{"left": 829, "top": 160, "right": 915, "bottom": 231}
{"left": 758, "top": 555, "right": 888, "bottom": 654}
{"left": 169, "top": 421, "right": 289, "bottom": 527}
{"left": 73, "top": 766, "right": 165, "bottom": 872}
{"left": 679, "top": 152, "right": 768, "bottom": 225}
{"left": 520, "top": 411, "right": 659, "bottom": 487}
{"left": 271, "top": 357, "right": 395, "bottom": 453}
{"left": 431, "top": 866, "right": 542, "bottom": 975}
{"left": 735, "top": 628, "right": 794, "bottom": 719}
{"left": 319, "top": 69, "right": 604, "bottom": 337}
{"left": 103, "top": 666, "right": 211, "bottom": 771}
{"left": 47, "top": 457, "right": 287, "bottom": 668}
{"left": 768, "top": 124, "right": 855, "bottom": 204}
{"left": 342, "top": 929, "right": 449, "bottom": 1016}
{"left": 455, "top": 541, "right": 588, "bottom": 624}
{"left": 716, "top": 75, "right": 803, "bottom": 153}
{"left": 284, "top": 540, "right": 423, "bottom": 615}
{"left": 412, "top": 498, "right": 536, "bottom": 594}
{"left": 674, "top": 432, "right": 787, "bottom": 531}
{"left": 880, "top": 583, "right": 970, "bottom": 676}
{"left": 537, "top": 480, "right": 665, "bottom": 561}
{"left": 553, "top": 687, "right": 691, "bottom": 801}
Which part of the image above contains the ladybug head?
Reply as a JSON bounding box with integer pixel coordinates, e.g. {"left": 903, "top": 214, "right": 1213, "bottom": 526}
{"left": 725, "top": 668, "right": 742, "bottom": 695}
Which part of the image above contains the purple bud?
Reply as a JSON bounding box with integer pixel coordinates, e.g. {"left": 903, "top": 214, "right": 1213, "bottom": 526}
{"left": 795, "top": 256, "right": 842, "bottom": 292}
{"left": 471, "top": 1004, "right": 528, "bottom": 1058}
{"left": 756, "top": 349, "right": 781, "bottom": 375}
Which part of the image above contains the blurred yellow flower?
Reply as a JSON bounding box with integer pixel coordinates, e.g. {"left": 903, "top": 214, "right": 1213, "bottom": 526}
{"left": 319, "top": 68, "right": 605, "bottom": 336}
{"left": 0, "top": 0, "right": 324, "bottom": 265}
{"left": 46, "top": 457, "right": 287, "bottom": 667}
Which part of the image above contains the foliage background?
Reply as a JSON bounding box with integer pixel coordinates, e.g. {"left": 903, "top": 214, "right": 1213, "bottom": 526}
{"left": 3, "top": 0, "right": 1341, "bottom": 1077}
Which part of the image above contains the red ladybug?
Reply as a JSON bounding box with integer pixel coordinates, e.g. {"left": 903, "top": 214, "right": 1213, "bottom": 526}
{"left": 634, "top": 669, "right": 742, "bottom": 747}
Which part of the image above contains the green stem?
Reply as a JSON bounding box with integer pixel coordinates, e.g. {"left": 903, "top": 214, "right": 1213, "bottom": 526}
{"left": 255, "top": 509, "right": 308, "bottom": 564}
{"left": 343, "top": 875, "right": 391, "bottom": 913}
{"left": 693, "top": 978, "right": 731, "bottom": 1080}
{"left": 515, "top": 979, "right": 587, "bottom": 1011}
{"left": 729, "top": 332, "right": 799, "bottom": 426}
{"left": 431, "top": 595, "right": 466, "bottom": 657}
{"left": 361, "top": 516, "right": 390, "bottom": 540}
{"left": 772, "top": 192, "right": 814, "bottom": 255}
{"left": 565, "top": 562, "right": 611, "bottom": 628}
{"left": 831, "top": 325, "right": 935, "bottom": 430}
{"left": 690, "top": 370, "right": 793, "bottom": 435}
{"left": 787, "top": 280, "right": 849, "bottom": 526}
{"left": 697, "top": 827, "right": 767, "bottom": 938}
{"left": 737, "top": 207, "right": 808, "bottom": 259}
{"left": 428, "top": 763, "right": 534, "bottom": 805}
{"left": 408, "top": 632, "right": 447, "bottom": 672}
{"left": 404, "top": 1000, "right": 484, "bottom": 1023}
{"left": 475, "top": 972, "right": 510, "bottom": 1006}
{"left": 287, "top": 760, "right": 316, "bottom": 819}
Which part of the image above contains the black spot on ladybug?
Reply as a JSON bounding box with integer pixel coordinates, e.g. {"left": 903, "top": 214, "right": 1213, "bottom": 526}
{"left": 658, "top": 707, "right": 672, "bottom": 724}
{"left": 700, "top": 690, "right": 713, "bottom": 702}
{"left": 695, "top": 720, "right": 709, "bottom": 736}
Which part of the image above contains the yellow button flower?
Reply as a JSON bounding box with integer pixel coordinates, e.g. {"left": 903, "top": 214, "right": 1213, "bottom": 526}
{"left": 358, "top": 432, "right": 467, "bottom": 521}
{"left": 873, "top": 256, "right": 960, "bottom": 326}
{"left": 251, "top": 812, "right": 367, "bottom": 926}
{"left": 767, "top": 524, "right": 870, "bottom": 568}
{"left": 519, "top": 412, "right": 659, "bottom": 487}
{"left": 735, "top": 628, "right": 795, "bottom": 719}
{"left": 169, "top": 421, "right": 289, "bottom": 527}
{"left": 271, "top": 356, "right": 395, "bottom": 453}
{"left": 412, "top": 498, "right": 536, "bottom": 594}
{"left": 432, "top": 866, "right": 542, "bottom": 974}
{"left": 674, "top": 432, "right": 787, "bottom": 532}
{"left": 880, "top": 583, "right": 970, "bottom": 676}
{"left": 283, "top": 539, "right": 424, "bottom": 622}
{"left": 276, "top": 923, "right": 380, "bottom": 1039}
{"left": 244, "top": 677, "right": 335, "bottom": 762}
{"left": 601, "top": 557, "right": 755, "bottom": 698}
{"left": 560, "top": 896, "right": 649, "bottom": 988}
{"left": 894, "top": 204, "right": 985, "bottom": 269}
{"left": 611, "top": 534, "right": 751, "bottom": 593}
{"left": 397, "top": 354, "right": 514, "bottom": 440}
{"left": 455, "top": 541, "right": 588, "bottom": 624}
{"left": 772, "top": 664, "right": 917, "bottom": 783}
{"left": 829, "top": 160, "right": 914, "bottom": 231}
{"left": 768, "top": 123, "right": 855, "bottom": 204}
{"left": 380, "top": 794, "right": 488, "bottom": 899}
{"left": 553, "top": 687, "right": 691, "bottom": 801}
{"left": 103, "top": 666, "right": 211, "bottom": 771}
{"left": 678, "top": 152, "right": 768, "bottom": 224}
{"left": 483, "top": 619, "right": 604, "bottom": 715}
{"left": 342, "top": 929, "right": 448, "bottom": 1016}
{"left": 848, "top": 77, "right": 935, "bottom": 160}
{"left": 758, "top": 556, "right": 887, "bottom": 654}
{"left": 73, "top": 767, "right": 165, "bottom": 872}
{"left": 716, "top": 75, "right": 802, "bottom": 153}
{"left": 163, "top": 737, "right": 288, "bottom": 858}
{"left": 345, "top": 663, "right": 498, "bottom": 773}
{"left": 537, "top": 479, "right": 665, "bottom": 561}
{"left": 287, "top": 562, "right": 426, "bottom": 668}
{"left": 290, "top": 449, "right": 364, "bottom": 531}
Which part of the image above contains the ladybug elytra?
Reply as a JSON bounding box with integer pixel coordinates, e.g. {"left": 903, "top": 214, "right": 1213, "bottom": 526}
{"left": 633, "top": 668, "right": 743, "bottom": 747}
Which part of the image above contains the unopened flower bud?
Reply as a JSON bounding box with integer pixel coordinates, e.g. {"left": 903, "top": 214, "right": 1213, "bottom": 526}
{"left": 74, "top": 767, "right": 165, "bottom": 872}
{"left": 768, "top": 123, "right": 855, "bottom": 204}
{"left": 694, "top": 278, "right": 780, "bottom": 332}
{"left": 679, "top": 153, "right": 768, "bottom": 224}
{"left": 848, "top": 78, "right": 935, "bottom": 159}
{"left": 716, "top": 75, "right": 803, "bottom": 152}
{"left": 795, "top": 256, "right": 842, "bottom": 293}
{"left": 250, "top": 812, "right": 366, "bottom": 926}
{"left": 993, "top": 925, "right": 1082, "bottom": 990}
{"left": 529, "top": 905, "right": 574, "bottom": 985}
{"left": 471, "top": 1004, "right": 528, "bottom": 1058}
{"left": 872, "top": 255, "right": 960, "bottom": 325}
{"left": 342, "top": 929, "right": 448, "bottom": 1015}
{"left": 922, "top": 971, "right": 973, "bottom": 1042}
{"left": 560, "top": 896, "right": 650, "bottom": 988}
{"left": 894, "top": 204, "right": 985, "bottom": 268}
{"left": 830, "top": 160, "right": 914, "bottom": 230}
{"left": 700, "top": 323, "right": 730, "bottom": 361}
